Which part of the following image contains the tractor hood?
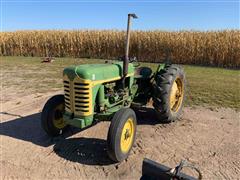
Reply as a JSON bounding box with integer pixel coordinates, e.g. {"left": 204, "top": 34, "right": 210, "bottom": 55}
{"left": 63, "top": 62, "right": 135, "bottom": 82}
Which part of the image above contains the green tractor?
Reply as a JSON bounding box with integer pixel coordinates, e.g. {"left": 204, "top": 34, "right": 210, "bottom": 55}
{"left": 41, "top": 14, "right": 186, "bottom": 162}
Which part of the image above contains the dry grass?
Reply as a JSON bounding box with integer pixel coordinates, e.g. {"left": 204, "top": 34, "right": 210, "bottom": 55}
{"left": 1, "top": 30, "right": 240, "bottom": 67}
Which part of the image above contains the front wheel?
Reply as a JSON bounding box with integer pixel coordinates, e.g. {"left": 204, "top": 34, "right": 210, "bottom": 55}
{"left": 41, "top": 94, "right": 68, "bottom": 136}
{"left": 107, "top": 108, "right": 137, "bottom": 162}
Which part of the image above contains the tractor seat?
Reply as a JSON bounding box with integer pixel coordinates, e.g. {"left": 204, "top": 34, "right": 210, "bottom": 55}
{"left": 135, "top": 67, "right": 152, "bottom": 79}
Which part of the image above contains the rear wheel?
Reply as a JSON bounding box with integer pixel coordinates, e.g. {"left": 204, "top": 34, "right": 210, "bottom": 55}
{"left": 152, "top": 65, "right": 185, "bottom": 123}
{"left": 107, "top": 108, "right": 137, "bottom": 162}
{"left": 41, "top": 95, "right": 68, "bottom": 136}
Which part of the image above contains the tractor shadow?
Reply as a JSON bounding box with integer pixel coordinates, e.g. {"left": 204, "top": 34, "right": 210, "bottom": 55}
{"left": 53, "top": 137, "right": 113, "bottom": 165}
{"left": 0, "top": 107, "right": 159, "bottom": 147}
{"left": 0, "top": 112, "right": 113, "bottom": 165}
{"left": 133, "top": 106, "right": 160, "bottom": 125}
{"left": 0, "top": 112, "right": 82, "bottom": 147}
{"left": 0, "top": 107, "right": 160, "bottom": 166}
{"left": 52, "top": 107, "right": 161, "bottom": 166}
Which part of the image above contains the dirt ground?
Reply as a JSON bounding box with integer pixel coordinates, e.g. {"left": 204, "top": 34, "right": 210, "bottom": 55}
{"left": 0, "top": 91, "right": 239, "bottom": 180}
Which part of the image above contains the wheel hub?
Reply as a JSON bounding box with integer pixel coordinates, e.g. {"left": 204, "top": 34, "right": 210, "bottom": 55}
{"left": 124, "top": 129, "right": 130, "bottom": 140}
{"left": 170, "top": 77, "right": 184, "bottom": 112}
{"left": 120, "top": 118, "right": 134, "bottom": 153}
{"left": 53, "top": 104, "right": 66, "bottom": 129}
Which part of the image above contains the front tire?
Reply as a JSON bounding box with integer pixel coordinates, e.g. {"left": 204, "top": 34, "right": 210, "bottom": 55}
{"left": 152, "top": 65, "right": 186, "bottom": 123}
{"left": 41, "top": 95, "right": 68, "bottom": 136}
{"left": 107, "top": 108, "right": 137, "bottom": 162}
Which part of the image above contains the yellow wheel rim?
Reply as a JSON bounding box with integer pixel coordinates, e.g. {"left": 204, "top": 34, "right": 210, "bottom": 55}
{"left": 53, "top": 104, "right": 66, "bottom": 129}
{"left": 120, "top": 118, "right": 135, "bottom": 153}
{"left": 170, "top": 77, "right": 184, "bottom": 112}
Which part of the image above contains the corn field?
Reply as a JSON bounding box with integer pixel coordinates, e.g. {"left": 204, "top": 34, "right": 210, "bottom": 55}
{"left": 0, "top": 30, "right": 239, "bottom": 68}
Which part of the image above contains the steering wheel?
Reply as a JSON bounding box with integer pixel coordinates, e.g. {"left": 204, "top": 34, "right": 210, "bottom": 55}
{"left": 129, "top": 57, "right": 140, "bottom": 67}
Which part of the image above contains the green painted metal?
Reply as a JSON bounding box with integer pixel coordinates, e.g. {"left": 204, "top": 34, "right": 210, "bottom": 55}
{"left": 63, "top": 111, "right": 93, "bottom": 128}
{"left": 62, "top": 61, "right": 167, "bottom": 129}
{"left": 63, "top": 62, "right": 135, "bottom": 81}
{"left": 156, "top": 64, "right": 166, "bottom": 73}
{"left": 62, "top": 62, "right": 135, "bottom": 129}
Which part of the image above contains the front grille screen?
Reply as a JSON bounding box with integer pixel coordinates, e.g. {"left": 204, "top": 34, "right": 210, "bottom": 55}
{"left": 63, "top": 76, "right": 92, "bottom": 116}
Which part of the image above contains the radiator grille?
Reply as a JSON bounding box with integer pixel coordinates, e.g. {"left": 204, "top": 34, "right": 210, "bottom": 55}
{"left": 74, "top": 82, "right": 90, "bottom": 113}
{"left": 63, "top": 76, "right": 92, "bottom": 116}
{"left": 63, "top": 80, "right": 71, "bottom": 111}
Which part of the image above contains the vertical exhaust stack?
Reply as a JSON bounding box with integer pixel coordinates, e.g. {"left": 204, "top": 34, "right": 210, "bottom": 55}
{"left": 122, "top": 13, "right": 138, "bottom": 87}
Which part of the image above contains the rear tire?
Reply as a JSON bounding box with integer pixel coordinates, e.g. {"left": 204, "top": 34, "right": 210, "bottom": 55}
{"left": 152, "top": 65, "right": 186, "bottom": 123}
{"left": 41, "top": 95, "right": 68, "bottom": 136}
{"left": 107, "top": 108, "right": 137, "bottom": 162}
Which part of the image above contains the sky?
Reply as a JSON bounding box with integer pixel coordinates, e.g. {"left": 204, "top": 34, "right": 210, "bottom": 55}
{"left": 1, "top": 0, "right": 239, "bottom": 31}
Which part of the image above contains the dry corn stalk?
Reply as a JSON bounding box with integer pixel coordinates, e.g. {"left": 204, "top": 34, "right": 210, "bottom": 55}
{"left": 0, "top": 30, "right": 239, "bottom": 68}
